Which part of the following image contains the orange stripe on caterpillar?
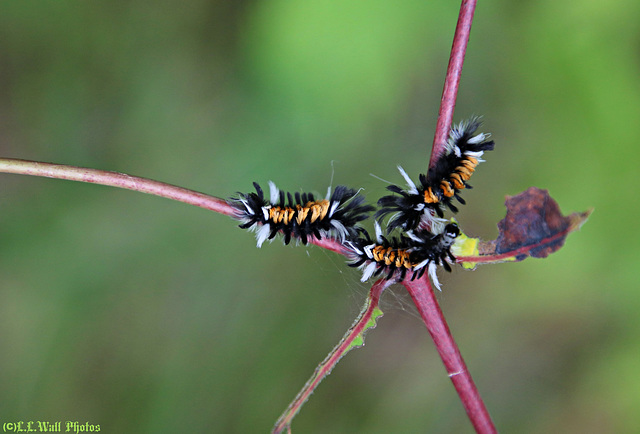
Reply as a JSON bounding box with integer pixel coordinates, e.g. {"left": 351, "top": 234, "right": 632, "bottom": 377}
{"left": 229, "top": 182, "right": 374, "bottom": 247}
{"left": 376, "top": 117, "right": 494, "bottom": 232}
{"left": 346, "top": 222, "right": 460, "bottom": 289}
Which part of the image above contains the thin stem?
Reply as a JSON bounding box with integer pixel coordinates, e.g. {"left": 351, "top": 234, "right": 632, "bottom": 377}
{"left": 0, "top": 158, "right": 234, "bottom": 215}
{"left": 307, "top": 236, "right": 350, "bottom": 256}
{"left": 403, "top": 277, "right": 496, "bottom": 434}
{"left": 430, "top": 0, "right": 477, "bottom": 169}
{"left": 455, "top": 231, "right": 567, "bottom": 265}
{"left": 413, "top": 0, "right": 497, "bottom": 431}
{"left": 272, "top": 279, "right": 391, "bottom": 434}
{"left": 0, "top": 158, "right": 350, "bottom": 254}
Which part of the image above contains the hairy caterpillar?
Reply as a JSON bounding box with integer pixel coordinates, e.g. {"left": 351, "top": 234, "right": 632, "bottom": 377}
{"left": 229, "top": 181, "right": 374, "bottom": 247}
{"left": 377, "top": 117, "right": 494, "bottom": 231}
{"left": 346, "top": 222, "right": 460, "bottom": 289}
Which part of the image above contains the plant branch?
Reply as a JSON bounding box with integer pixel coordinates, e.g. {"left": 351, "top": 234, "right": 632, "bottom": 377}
{"left": 403, "top": 277, "right": 496, "bottom": 434}
{"left": 0, "top": 158, "right": 351, "bottom": 254}
{"left": 273, "top": 279, "right": 392, "bottom": 434}
{"left": 430, "top": 0, "right": 477, "bottom": 169}
{"left": 0, "top": 158, "right": 234, "bottom": 215}
{"left": 415, "top": 0, "right": 497, "bottom": 432}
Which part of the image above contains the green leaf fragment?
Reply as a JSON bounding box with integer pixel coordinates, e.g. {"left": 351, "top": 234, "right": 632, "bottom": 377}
{"left": 346, "top": 305, "right": 384, "bottom": 351}
{"left": 273, "top": 279, "right": 391, "bottom": 434}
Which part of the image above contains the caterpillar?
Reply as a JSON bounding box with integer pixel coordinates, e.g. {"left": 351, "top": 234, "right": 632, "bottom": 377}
{"left": 346, "top": 222, "right": 460, "bottom": 289}
{"left": 376, "top": 117, "right": 494, "bottom": 232}
{"left": 228, "top": 181, "right": 375, "bottom": 247}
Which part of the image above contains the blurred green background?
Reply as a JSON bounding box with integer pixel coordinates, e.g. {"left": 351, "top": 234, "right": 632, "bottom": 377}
{"left": 0, "top": 0, "right": 638, "bottom": 432}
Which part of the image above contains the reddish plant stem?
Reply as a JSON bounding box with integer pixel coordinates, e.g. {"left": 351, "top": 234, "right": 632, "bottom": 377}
{"left": 308, "top": 236, "right": 351, "bottom": 255}
{"left": 456, "top": 222, "right": 583, "bottom": 265}
{"left": 430, "top": 0, "right": 477, "bottom": 169}
{"left": 273, "top": 279, "right": 391, "bottom": 434}
{"left": 416, "top": 1, "right": 497, "bottom": 432}
{"left": 404, "top": 278, "right": 496, "bottom": 434}
{"left": 0, "top": 158, "right": 235, "bottom": 215}
{"left": 0, "top": 158, "right": 352, "bottom": 254}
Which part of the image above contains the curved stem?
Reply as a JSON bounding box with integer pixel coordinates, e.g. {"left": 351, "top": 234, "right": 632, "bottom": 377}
{"left": 430, "top": 0, "right": 477, "bottom": 169}
{"left": 273, "top": 279, "right": 392, "bottom": 434}
{"left": 0, "top": 157, "right": 235, "bottom": 215}
{"left": 0, "top": 158, "right": 350, "bottom": 254}
{"left": 403, "top": 277, "right": 496, "bottom": 433}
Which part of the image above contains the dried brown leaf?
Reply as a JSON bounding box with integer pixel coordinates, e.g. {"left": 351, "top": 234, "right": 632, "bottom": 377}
{"left": 455, "top": 187, "right": 591, "bottom": 266}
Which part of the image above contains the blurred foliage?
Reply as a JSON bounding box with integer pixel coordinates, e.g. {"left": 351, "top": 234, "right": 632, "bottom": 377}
{"left": 0, "top": 0, "right": 639, "bottom": 432}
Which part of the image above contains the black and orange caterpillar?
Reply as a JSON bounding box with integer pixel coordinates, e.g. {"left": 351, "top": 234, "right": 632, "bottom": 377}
{"left": 377, "top": 117, "right": 494, "bottom": 231}
{"left": 229, "top": 181, "right": 374, "bottom": 246}
{"left": 346, "top": 222, "right": 460, "bottom": 288}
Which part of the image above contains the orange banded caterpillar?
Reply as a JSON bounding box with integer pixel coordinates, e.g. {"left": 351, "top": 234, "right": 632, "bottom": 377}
{"left": 376, "top": 117, "right": 494, "bottom": 231}
{"left": 346, "top": 222, "right": 460, "bottom": 289}
{"left": 229, "top": 181, "right": 374, "bottom": 247}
